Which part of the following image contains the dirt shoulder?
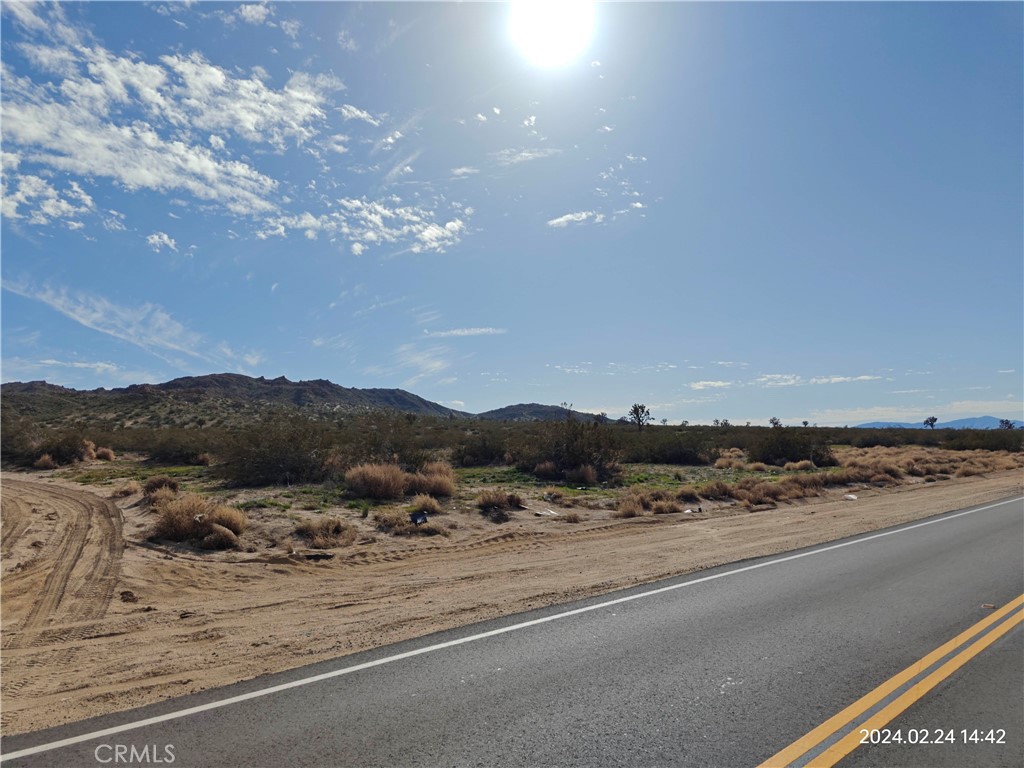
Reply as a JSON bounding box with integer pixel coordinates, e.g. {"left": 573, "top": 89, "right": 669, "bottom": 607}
{"left": 2, "top": 470, "right": 1021, "bottom": 736}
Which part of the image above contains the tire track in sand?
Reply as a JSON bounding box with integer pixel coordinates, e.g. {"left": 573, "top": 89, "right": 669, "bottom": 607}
{"left": 2, "top": 479, "right": 124, "bottom": 645}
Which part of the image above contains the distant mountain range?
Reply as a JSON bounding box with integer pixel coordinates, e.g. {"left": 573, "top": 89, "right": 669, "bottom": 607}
{"left": 855, "top": 416, "right": 1023, "bottom": 430}
{"left": 3, "top": 374, "right": 1017, "bottom": 430}
{"left": 0, "top": 374, "right": 605, "bottom": 428}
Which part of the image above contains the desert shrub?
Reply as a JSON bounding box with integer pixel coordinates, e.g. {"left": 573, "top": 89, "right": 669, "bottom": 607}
{"left": 200, "top": 524, "right": 239, "bottom": 550}
{"left": 652, "top": 500, "right": 684, "bottom": 515}
{"left": 870, "top": 473, "right": 899, "bottom": 486}
{"left": 80, "top": 440, "right": 97, "bottom": 461}
{"left": 745, "top": 462, "right": 769, "bottom": 472}
{"left": 516, "top": 415, "right": 620, "bottom": 482}
{"left": 147, "top": 486, "right": 176, "bottom": 508}
{"left": 477, "top": 490, "right": 520, "bottom": 522}
{"left": 533, "top": 461, "right": 561, "bottom": 480}
{"left": 33, "top": 453, "right": 56, "bottom": 470}
{"left": 565, "top": 465, "right": 599, "bottom": 486}
{"left": 451, "top": 430, "right": 509, "bottom": 467}
{"left": 408, "top": 494, "right": 443, "bottom": 515}
{"left": 345, "top": 463, "right": 409, "bottom": 500}
{"left": 563, "top": 511, "right": 583, "bottom": 523}
{"left": 209, "top": 505, "right": 248, "bottom": 535}
{"left": 95, "top": 447, "right": 116, "bottom": 461}
{"left": 146, "top": 429, "right": 215, "bottom": 465}
{"left": 541, "top": 486, "right": 565, "bottom": 503}
{"left": 612, "top": 498, "right": 644, "bottom": 518}
{"left": 714, "top": 457, "right": 742, "bottom": 469}
{"left": 676, "top": 486, "right": 700, "bottom": 503}
{"left": 110, "top": 480, "right": 142, "bottom": 498}
{"left": 151, "top": 493, "right": 248, "bottom": 544}
{"left": 700, "top": 480, "right": 733, "bottom": 500}
{"left": 406, "top": 469, "right": 456, "bottom": 498}
{"left": 144, "top": 475, "right": 179, "bottom": 496}
{"left": 954, "top": 465, "right": 983, "bottom": 478}
{"left": 295, "top": 517, "right": 356, "bottom": 548}
{"left": 783, "top": 460, "right": 815, "bottom": 471}
{"left": 217, "top": 415, "right": 331, "bottom": 486}
{"left": 30, "top": 431, "right": 92, "bottom": 466}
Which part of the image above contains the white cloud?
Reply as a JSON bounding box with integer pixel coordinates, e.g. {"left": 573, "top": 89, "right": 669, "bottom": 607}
{"left": 808, "top": 375, "right": 883, "bottom": 385}
{"left": 337, "top": 30, "right": 359, "bottom": 52}
{"left": 279, "top": 19, "right": 301, "bottom": 39}
{"left": 338, "top": 103, "right": 381, "bottom": 126}
{"left": 493, "top": 147, "right": 561, "bottom": 165}
{"left": 474, "top": 113, "right": 488, "bottom": 122}
{"left": 237, "top": 3, "right": 273, "bottom": 25}
{"left": 259, "top": 197, "right": 469, "bottom": 255}
{"left": 146, "top": 231, "right": 178, "bottom": 252}
{"left": 450, "top": 166, "right": 479, "bottom": 177}
{"left": 690, "top": 380, "right": 733, "bottom": 390}
{"left": 547, "top": 211, "right": 602, "bottom": 228}
{"left": 424, "top": 327, "right": 506, "bottom": 338}
{"left": 754, "top": 374, "right": 804, "bottom": 388}
{"left": 1, "top": 174, "right": 95, "bottom": 225}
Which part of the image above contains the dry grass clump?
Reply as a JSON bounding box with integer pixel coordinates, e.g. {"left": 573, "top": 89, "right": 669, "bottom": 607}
{"left": 146, "top": 486, "right": 176, "bottom": 509}
{"left": 345, "top": 463, "right": 408, "bottom": 500}
{"left": 95, "top": 447, "right": 116, "bottom": 461}
{"left": 150, "top": 493, "right": 247, "bottom": 546}
{"left": 408, "top": 494, "right": 443, "bottom": 515}
{"left": 744, "top": 462, "right": 770, "bottom": 473}
{"left": 700, "top": 480, "right": 734, "bottom": 500}
{"left": 652, "top": 500, "right": 685, "bottom": 515}
{"left": 714, "top": 457, "right": 743, "bottom": 470}
{"left": 612, "top": 498, "right": 644, "bottom": 518}
{"left": 144, "top": 475, "right": 179, "bottom": 497}
{"left": 562, "top": 511, "right": 584, "bottom": 523}
{"left": 110, "top": 480, "right": 142, "bottom": 498}
{"left": 783, "top": 460, "right": 815, "bottom": 471}
{"left": 533, "top": 461, "right": 561, "bottom": 480}
{"left": 676, "top": 486, "right": 700, "bottom": 503}
{"left": 294, "top": 517, "right": 357, "bottom": 548}
{"left": 373, "top": 509, "right": 448, "bottom": 537}
{"left": 33, "top": 453, "right": 56, "bottom": 470}
{"left": 346, "top": 461, "right": 457, "bottom": 499}
{"left": 406, "top": 470, "right": 456, "bottom": 498}
{"left": 477, "top": 490, "right": 522, "bottom": 522}
{"left": 81, "top": 440, "right": 97, "bottom": 461}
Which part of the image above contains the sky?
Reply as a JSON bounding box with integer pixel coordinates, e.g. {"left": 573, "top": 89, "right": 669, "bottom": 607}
{"left": 1, "top": 1, "right": 1021, "bottom": 426}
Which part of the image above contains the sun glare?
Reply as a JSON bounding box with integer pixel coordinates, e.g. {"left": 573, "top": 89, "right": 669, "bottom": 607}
{"left": 508, "top": 1, "right": 596, "bottom": 68}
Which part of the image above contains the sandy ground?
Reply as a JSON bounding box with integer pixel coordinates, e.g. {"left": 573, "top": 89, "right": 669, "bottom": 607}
{"left": 1, "top": 469, "right": 1021, "bottom": 736}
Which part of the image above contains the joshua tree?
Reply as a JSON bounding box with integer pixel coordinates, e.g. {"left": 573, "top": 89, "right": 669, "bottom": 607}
{"left": 769, "top": 417, "right": 783, "bottom": 428}
{"left": 998, "top": 419, "right": 1016, "bottom": 430}
{"left": 923, "top": 416, "right": 938, "bottom": 429}
{"left": 628, "top": 403, "right": 652, "bottom": 432}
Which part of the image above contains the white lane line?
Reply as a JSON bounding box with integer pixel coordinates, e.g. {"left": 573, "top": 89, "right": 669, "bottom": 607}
{"left": 4, "top": 496, "right": 1021, "bottom": 762}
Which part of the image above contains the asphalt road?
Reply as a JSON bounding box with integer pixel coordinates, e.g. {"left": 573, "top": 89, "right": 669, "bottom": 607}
{"left": 3, "top": 496, "right": 1021, "bottom": 768}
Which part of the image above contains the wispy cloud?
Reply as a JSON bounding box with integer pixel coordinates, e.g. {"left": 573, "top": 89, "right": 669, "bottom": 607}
{"left": 493, "top": 147, "right": 561, "bottom": 166}
{"left": 3, "top": 280, "right": 206, "bottom": 363}
{"left": 338, "top": 103, "right": 380, "bottom": 126}
{"left": 337, "top": 29, "right": 359, "bottom": 52}
{"left": 808, "top": 375, "right": 883, "bottom": 385}
{"left": 547, "top": 211, "right": 603, "bottom": 228}
{"left": 754, "top": 374, "right": 804, "bottom": 388}
{"left": 690, "top": 380, "right": 733, "bottom": 390}
{"left": 424, "top": 327, "right": 506, "bottom": 338}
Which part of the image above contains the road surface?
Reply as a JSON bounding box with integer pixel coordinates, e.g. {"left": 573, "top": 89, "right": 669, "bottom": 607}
{"left": 2, "top": 496, "right": 1021, "bottom": 767}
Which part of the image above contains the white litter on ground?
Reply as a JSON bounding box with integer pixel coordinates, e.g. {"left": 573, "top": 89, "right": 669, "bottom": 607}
{"left": 843, "top": 494, "right": 858, "bottom": 501}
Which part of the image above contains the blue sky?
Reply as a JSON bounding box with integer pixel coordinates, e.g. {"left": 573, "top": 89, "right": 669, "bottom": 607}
{"left": 2, "top": 1, "right": 1021, "bottom": 426}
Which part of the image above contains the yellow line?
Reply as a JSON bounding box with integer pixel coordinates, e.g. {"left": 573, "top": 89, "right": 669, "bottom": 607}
{"left": 815, "top": 607, "right": 1024, "bottom": 767}
{"left": 758, "top": 594, "right": 1024, "bottom": 768}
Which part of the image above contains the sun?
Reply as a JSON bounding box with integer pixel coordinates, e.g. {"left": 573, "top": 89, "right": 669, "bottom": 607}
{"left": 508, "top": 1, "right": 596, "bottom": 68}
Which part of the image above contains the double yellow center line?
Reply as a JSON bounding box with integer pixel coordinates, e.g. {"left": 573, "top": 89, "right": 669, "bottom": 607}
{"left": 759, "top": 594, "right": 1024, "bottom": 768}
